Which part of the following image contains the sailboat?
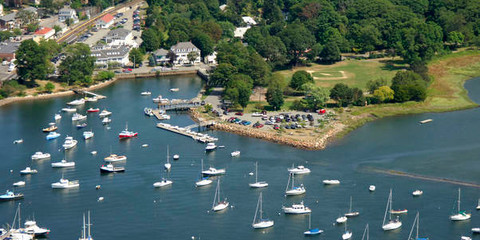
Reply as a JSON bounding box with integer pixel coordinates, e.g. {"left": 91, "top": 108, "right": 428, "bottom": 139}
{"left": 345, "top": 196, "right": 360, "bottom": 217}
{"left": 153, "top": 166, "right": 172, "bottom": 188}
{"left": 361, "top": 224, "right": 369, "bottom": 240}
{"left": 79, "top": 211, "right": 93, "bottom": 240}
{"left": 408, "top": 212, "right": 428, "bottom": 240}
{"left": 249, "top": 162, "right": 268, "bottom": 188}
{"left": 285, "top": 172, "right": 306, "bottom": 196}
{"left": 304, "top": 213, "right": 323, "bottom": 235}
{"left": 164, "top": 145, "right": 171, "bottom": 171}
{"left": 342, "top": 221, "right": 353, "bottom": 239}
{"left": 195, "top": 159, "right": 212, "bottom": 187}
{"left": 252, "top": 192, "right": 274, "bottom": 229}
{"left": 382, "top": 189, "right": 402, "bottom": 231}
{"left": 450, "top": 188, "right": 471, "bottom": 221}
{"left": 211, "top": 179, "right": 229, "bottom": 212}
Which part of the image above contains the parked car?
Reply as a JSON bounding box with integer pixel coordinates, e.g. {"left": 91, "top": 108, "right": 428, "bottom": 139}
{"left": 235, "top": 112, "right": 244, "bottom": 116}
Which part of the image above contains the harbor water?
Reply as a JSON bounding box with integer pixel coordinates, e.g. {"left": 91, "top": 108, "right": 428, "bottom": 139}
{"left": 1, "top": 75, "right": 480, "bottom": 239}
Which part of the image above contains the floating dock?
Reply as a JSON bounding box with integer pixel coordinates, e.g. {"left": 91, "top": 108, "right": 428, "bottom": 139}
{"left": 152, "top": 109, "right": 170, "bottom": 120}
{"left": 419, "top": 119, "right": 433, "bottom": 124}
{"left": 156, "top": 123, "right": 217, "bottom": 143}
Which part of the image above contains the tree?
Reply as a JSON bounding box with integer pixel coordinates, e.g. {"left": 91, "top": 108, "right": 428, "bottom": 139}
{"left": 13, "top": 28, "right": 22, "bottom": 36}
{"left": 59, "top": 43, "right": 95, "bottom": 86}
{"left": 279, "top": 22, "right": 315, "bottom": 65}
{"left": 396, "top": 21, "right": 443, "bottom": 64}
{"left": 16, "top": 10, "right": 38, "bottom": 28}
{"left": 209, "top": 63, "right": 237, "bottom": 86}
{"left": 167, "top": 51, "right": 177, "bottom": 65}
{"left": 218, "top": 21, "right": 235, "bottom": 39}
{"left": 129, "top": 48, "right": 145, "bottom": 67}
{"left": 290, "top": 70, "right": 314, "bottom": 90}
{"left": 44, "top": 82, "right": 55, "bottom": 93}
{"left": 319, "top": 43, "right": 341, "bottom": 63}
{"left": 192, "top": 33, "right": 214, "bottom": 58}
{"left": 148, "top": 55, "right": 156, "bottom": 67}
{"left": 266, "top": 74, "right": 287, "bottom": 110}
{"left": 224, "top": 74, "right": 252, "bottom": 108}
{"left": 15, "top": 39, "right": 51, "bottom": 85}
{"left": 187, "top": 51, "right": 199, "bottom": 64}
{"left": 97, "top": 71, "right": 115, "bottom": 80}
{"left": 141, "top": 28, "right": 160, "bottom": 52}
{"left": 330, "top": 83, "right": 354, "bottom": 106}
{"left": 366, "top": 78, "right": 388, "bottom": 93}
{"left": 302, "top": 83, "right": 330, "bottom": 110}
{"left": 373, "top": 86, "right": 394, "bottom": 103}
{"left": 39, "top": 39, "right": 61, "bottom": 59}
{"left": 447, "top": 31, "right": 464, "bottom": 48}
{"left": 26, "top": 23, "right": 39, "bottom": 33}
{"left": 53, "top": 25, "right": 62, "bottom": 37}
{"left": 390, "top": 71, "right": 427, "bottom": 102}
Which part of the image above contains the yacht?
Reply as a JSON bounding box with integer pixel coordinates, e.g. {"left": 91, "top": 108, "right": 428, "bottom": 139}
{"left": 99, "top": 109, "right": 112, "bottom": 118}
{"left": 141, "top": 91, "right": 151, "bottom": 96}
{"left": 102, "top": 117, "right": 111, "bottom": 124}
{"left": 287, "top": 164, "right": 311, "bottom": 175}
{"left": 62, "top": 107, "right": 77, "bottom": 112}
{"left": 51, "top": 177, "right": 79, "bottom": 189}
{"left": 54, "top": 114, "right": 62, "bottom": 121}
{"left": 119, "top": 123, "right": 138, "bottom": 139}
{"left": 22, "top": 220, "right": 50, "bottom": 237}
{"left": 86, "top": 108, "right": 99, "bottom": 113}
{"left": 231, "top": 151, "right": 241, "bottom": 157}
{"left": 104, "top": 154, "right": 127, "bottom": 162}
{"left": 76, "top": 123, "right": 87, "bottom": 128}
{"left": 211, "top": 180, "right": 229, "bottom": 212}
{"left": 42, "top": 125, "right": 58, "bottom": 132}
{"left": 83, "top": 131, "right": 94, "bottom": 140}
{"left": 78, "top": 211, "right": 93, "bottom": 240}
{"left": 323, "top": 179, "right": 341, "bottom": 185}
{"left": 202, "top": 167, "right": 226, "bottom": 176}
{"left": 67, "top": 99, "right": 85, "bottom": 106}
{"left": 450, "top": 188, "right": 471, "bottom": 221}
{"left": 72, "top": 113, "right": 87, "bottom": 121}
{"left": 249, "top": 162, "right": 268, "bottom": 188}
{"left": 252, "top": 192, "right": 274, "bottom": 229}
{"left": 304, "top": 213, "right": 323, "bottom": 235}
{"left": 100, "top": 163, "right": 125, "bottom": 173}
{"left": 282, "top": 201, "right": 311, "bottom": 214}
{"left": 51, "top": 159, "right": 75, "bottom": 168}
{"left": 13, "top": 181, "right": 26, "bottom": 187}
{"left": 19, "top": 167, "right": 37, "bottom": 175}
{"left": 153, "top": 178, "right": 173, "bottom": 188}
{"left": 0, "top": 190, "right": 24, "bottom": 201}
{"left": 412, "top": 190, "right": 423, "bottom": 196}
{"left": 382, "top": 189, "right": 402, "bottom": 231}
{"left": 46, "top": 132, "right": 61, "bottom": 140}
{"left": 285, "top": 173, "right": 306, "bottom": 196}
{"left": 205, "top": 142, "right": 217, "bottom": 151}
{"left": 62, "top": 136, "right": 78, "bottom": 150}
{"left": 6, "top": 204, "right": 34, "bottom": 240}
{"left": 31, "top": 152, "right": 50, "bottom": 160}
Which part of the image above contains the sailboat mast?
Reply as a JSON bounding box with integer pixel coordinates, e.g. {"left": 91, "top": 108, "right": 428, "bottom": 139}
{"left": 18, "top": 203, "right": 21, "bottom": 230}
{"left": 167, "top": 145, "right": 170, "bottom": 164}
{"left": 82, "top": 213, "right": 86, "bottom": 239}
{"left": 349, "top": 196, "right": 353, "bottom": 212}
{"left": 255, "top": 162, "right": 258, "bottom": 183}
{"left": 292, "top": 173, "right": 295, "bottom": 190}
{"left": 416, "top": 212, "right": 419, "bottom": 239}
{"left": 253, "top": 193, "right": 261, "bottom": 225}
{"left": 285, "top": 173, "right": 291, "bottom": 192}
{"left": 308, "top": 213, "right": 311, "bottom": 229}
{"left": 87, "top": 211, "right": 91, "bottom": 237}
{"left": 382, "top": 189, "right": 391, "bottom": 226}
{"left": 458, "top": 188, "right": 461, "bottom": 212}
{"left": 389, "top": 189, "right": 393, "bottom": 220}
{"left": 259, "top": 192, "right": 263, "bottom": 220}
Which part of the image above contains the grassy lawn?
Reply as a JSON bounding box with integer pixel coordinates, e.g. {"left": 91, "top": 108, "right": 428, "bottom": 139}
{"left": 277, "top": 59, "right": 407, "bottom": 90}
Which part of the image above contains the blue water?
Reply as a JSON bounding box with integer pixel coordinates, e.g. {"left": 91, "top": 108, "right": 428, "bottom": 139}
{"left": 0, "top": 75, "right": 480, "bottom": 239}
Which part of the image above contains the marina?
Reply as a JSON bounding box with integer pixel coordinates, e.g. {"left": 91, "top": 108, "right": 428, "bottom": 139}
{"left": 156, "top": 122, "right": 218, "bottom": 143}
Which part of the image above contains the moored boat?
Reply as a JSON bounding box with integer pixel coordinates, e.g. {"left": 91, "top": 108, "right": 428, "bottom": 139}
{"left": 344, "top": 196, "right": 360, "bottom": 217}
{"left": 51, "top": 160, "right": 75, "bottom": 168}
{"left": 100, "top": 163, "right": 125, "bottom": 173}
{"left": 413, "top": 190, "right": 423, "bottom": 196}
{"left": 78, "top": 211, "right": 93, "bottom": 240}
{"left": 205, "top": 142, "right": 217, "bottom": 151}
{"left": 51, "top": 177, "right": 79, "bottom": 189}
{"left": 31, "top": 152, "right": 51, "bottom": 160}
{"left": 104, "top": 154, "right": 127, "bottom": 162}
{"left": 450, "top": 188, "right": 471, "bottom": 221}
{"left": 369, "top": 185, "right": 376, "bottom": 192}
{"left": 249, "top": 162, "right": 268, "bottom": 188}
{"left": 0, "top": 190, "right": 24, "bottom": 201}
{"left": 102, "top": 117, "right": 111, "bottom": 124}
{"left": 141, "top": 91, "right": 151, "bottom": 96}
{"left": 231, "top": 151, "right": 241, "bottom": 157}
{"left": 72, "top": 113, "right": 87, "bottom": 121}
{"left": 46, "top": 132, "right": 61, "bottom": 140}
{"left": 323, "top": 179, "right": 341, "bottom": 185}
{"left": 283, "top": 201, "right": 311, "bottom": 214}
{"left": 153, "top": 178, "right": 173, "bottom": 188}
{"left": 144, "top": 107, "right": 154, "bottom": 117}
{"left": 211, "top": 179, "right": 229, "bottom": 212}
{"left": 285, "top": 173, "right": 306, "bottom": 196}
{"left": 169, "top": 88, "right": 179, "bottom": 92}
{"left": 252, "top": 192, "right": 274, "bottom": 229}
{"left": 76, "top": 123, "right": 87, "bottom": 128}
{"left": 86, "top": 108, "right": 99, "bottom": 113}
{"left": 287, "top": 164, "right": 311, "bottom": 175}
{"left": 13, "top": 139, "right": 24, "bottom": 144}
{"left": 99, "top": 109, "right": 112, "bottom": 118}
{"left": 42, "top": 125, "right": 58, "bottom": 132}
{"left": 118, "top": 123, "right": 138, "bottom": 139}
{"left": 54, "top": 114, "right": 62, "bottom": 121}
{"left": 382, "top": 189, "right": 402, "bottom": 231}
{"left": 62, "top": 107, "right": 77, "bottom": 112}
{"left": 67, "top": 99, "right": 85, "bottom": 106}
{"left": 202, "top": 167, "right": 226, "bottom": 176}
{"left": 13, "top": 181, "right": 26, "bottom": 187}
{"left": 304, "top": 213, "right": 322, "bottom": 235}
{"left": 83, "top": 131, "right": 94, "bottom": 140}
{"left": 19, "top": 167, "right": 37, "bottom": 175}
{"left": 62, "top": 136, "right": 78, "bottom": 150}
{"left": 195, "top": 159, "right": 212, "bottom": 187}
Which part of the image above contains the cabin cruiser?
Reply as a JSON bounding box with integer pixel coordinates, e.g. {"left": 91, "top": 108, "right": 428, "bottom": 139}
{"left": 62, "top": 107, "right": 77, "bottom": 112}
{"left": 0, "top": 190, "right": 24, "bottom": 201}
{"left": 205, "top": 142, "right": 217, "bottom": 151}
{"left": 83, "top": 131, "right": 94, "bottom": 140}
{"left": 287, "top": 164, "right": 311, "bottom": 175}
{"left": 67, "top": 99, "right": 85, "bottom": 106}
{"left": 62, "top": 136, "right": 78, "bottom": 150}
{"left": 51, "top": 177, "right": 79, "bottom": 189}
{"left": 31, "top": 152, "right": 50, "bottom": 160}
{"left": 46, "top": 132, "right": 61, "bottom": 140}
{"left": 20, "top": 167, "right": 37, "bottom": 175}
{"left": 51, "top": 160, "right": 75, "bottom": 168}
{"left": 202, "top": 167, "right": 226, "bottom": 176}
{"left": 72, "top": 113, "right": 87, "bottom": 121}
{"left": 99, "top": 109, "right": 112, "bottom": 118}
{"left": 282, "top": 201, "right": 311, "bottom": 214}
{"left": 100, "top": 163, "right": 125, "bottom": 173}
{"left": 104, "top": 154, "right": 127, "bottom": 162}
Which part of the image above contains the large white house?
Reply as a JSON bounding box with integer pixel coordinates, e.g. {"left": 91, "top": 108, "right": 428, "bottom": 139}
{"left": 96, "top": 13, "right": 114, "bottom": 29}
{"left": 104, "top": 28, "right": 137, "bottom": 47}
{"left": 58, "top": 8, "right": 78, "bottom": 24}
{"left": 170, "top": 41, "right": 201, "bottom": 65}
{"left": 91, "top": 45, "right": 130, "bottom": 66}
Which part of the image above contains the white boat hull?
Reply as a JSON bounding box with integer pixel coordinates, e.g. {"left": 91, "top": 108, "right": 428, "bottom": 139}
{"left": 153, "top": 180, "right": 173, "bottom": 188}
{"left": 450, "top": 213, "right": 471, "bottom": 221}
{"left": 336, "top": 216, "right": 347, "bottom": 223}
{"left": 195, "top": 179, "right": 213, "bottom": 187}
{"left": 252, "top": 220, "right": 274, "bottom": 229}
{"left": 212, "top": 202, "right": 229, "bottom": 212}
{"left": 249, "top": 182, "right": 268, "bottom": 188}
{"left": 283, "top": 208, "right": 311, "bottom": 214}
{"left": 51, "top": 183, "right": 79, "bottom": 189}
{"left": 323, "top": 180, "right": 340, "bottom": 185}
{"left": 382, "top": 221, "right": 402, "bottom": 231}
{"left": 285, "top": 188, "right": 306, "bottom": 196}
{"left": 51, "top": 162, "right": 75, "bottom": 168}
{"left": 342, "top": 231, "right": 352, "bottom": 240}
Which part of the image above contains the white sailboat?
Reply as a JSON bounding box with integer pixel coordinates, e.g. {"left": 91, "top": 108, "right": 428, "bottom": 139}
{"left": 304, "top": 213, "right": 323, "bottom": 235}
{"left": 211, "top": 179, "right": 229, "bottom": 212}
{"left": 361, "top": 224, "right": 369, "bottom": 240}
{"left": 345, "top": 196, "right": 360, "bottom": 217}
{"left": 342, "top": 221, "right": 353, "bottom": 240}
{"left": 408, "top": 212, "right": 427, "bottom": 240}
{"left": 164, "top": 145, "right": 171, "bottom": 171}
{"left": 79, "top": 211, "right": 93, "bottom": 240}
{"left": 382, "top": 189, "right": 402, "bottom": 231}
{"left": 249, "top": 162, "right": 268, "bottom": 188}
{"left": 195, "top": 159, "right": 212, "bottom": 187}
{"left": 450, "top": 188, "right": 471, "bottom": 221}
{"left": 285, "top": 172, "right": 305, "bottom": 196}
{"left": 252, "top": 192, "right": 274, "bottom": 229}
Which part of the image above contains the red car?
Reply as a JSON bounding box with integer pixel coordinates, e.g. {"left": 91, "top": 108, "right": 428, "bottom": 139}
{"left": 235, "top": 112, "right": 244, "bottom": 116}
{"left": 318, "top": 109, "right": 326, "bottom": 114}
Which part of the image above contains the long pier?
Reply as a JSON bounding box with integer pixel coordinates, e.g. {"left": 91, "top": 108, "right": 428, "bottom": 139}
{"left": 72, "top": 89, "right": 107, "bottom": 99}
{"left": 156, "top": 122, "right": 217, "bottom": 143}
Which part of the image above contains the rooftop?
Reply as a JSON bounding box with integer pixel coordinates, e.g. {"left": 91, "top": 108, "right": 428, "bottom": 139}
{"left": 0, "top": 41, "right": 21, "bottom": 54}
{"left": 154, "top": 48, "right": 169, "bottom": 56}
{"left": 106, "top": 28, "right": 130, "bottom": 38}
{"left": 34, "top": 27, "right": 54, "bottom": 35}
{"left": 171, "top": 42, "right": 198, "bottom": 51}
{"left": 99, "top": 13, "right": 114, "bottom": 23}
{"left": 91, "top": 45, "right": 130, "bottom": 59}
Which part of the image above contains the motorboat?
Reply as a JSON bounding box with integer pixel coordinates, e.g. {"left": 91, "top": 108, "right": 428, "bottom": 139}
{"left": 249, "top": 162, "right": 268, "bottom": 188}
{"left": 99, "top": 109, "right": 112, "bottom": 118}
{"left": 31, "top": 152, "right": 51, "bottom": 160}
{"left": 83, "top": 131, "right": 94, "bottom": 140}
{"left": 46, "top": 131, "right": 61, "bottom": 140}
{"left": 173, "top": 154, "right": 179, "bottom": 160}
{"left": 282, "top": 201, "right": 311, "bottom": 214}
{"left": 102, "top": 117, "right": 111, "bottom": 124}
{"left": 231, "top": 151, "right": 240, "bottom": 157}
{"left": 67, "top": 99, "right": 85, "bottom": 106}
{"left": 23, "top": 220, "right": 50, "bottom": 237}
{"left": 323, "top": 179, "right": 341, "bottom": 185}
{"left": 78, "top": 211, "right": 93, "bottom": 240}
{"left": 153, "top": 178, "right": 173, "bottom": 188}
{"left": 100, "top": 163, "right": 125, "bottom": 173}
{"left": 252, "top": 192, "right": 274, "bottom": 229}
{"left": 382, "top": 189, "right": 402, "bottom": 231}
{"left": 344, "top": 196, "right": 360, "bottom": 217}
{"left": 0, "top": 190, "right": 24, "bottom": 201}
{"left": 450, "top": 188, "right": 471, "bottom": 221}
{"left": 144, "top": 107, "right": 154, "bottom": 117}
{"left": 205, "top": 142, "right": 217, "bottom": 151}
{"left": 51, "top": 177, "right": 79, "bottom": 189}
{"left": 390, "top": 209, "right": 408, "bottom": 214}
{"left": 87, "top": 108, "right": 100, "bottom": 113}
{"left": 119, "top": 123, "right": 138, "bottom": 139}
{"left": 62, "top": 107, "right": 77, "bottom": 112}
{"left": 336, "top": 216, "right": 347, "bottom": 224}
{"left": 54, "top": 114, "right": 62, "bottom": 121}
{"left": 20, "top": 167, "right": 37, "bottom": 175}
{"left": 170, "top": 88, "right": 179, "bottom": 92}
{"left": 211, "top": 180, "right": 229, "bottom": 212}
{"left": 304, "top": 213, "right": 322, "bottom": 235}
{"left": 202, "top": 167, "right": 226, "bottom": 176}
{"left": 141, "top": 91, "right": 151, "bottom": 96}
{"left": 42, "top": 125, "right": 58, "bottom": 132}
{"left": 152, "top": 95, "right": 169, "bottom": 103}
{"left": 62, "top": 136, "right": 78, "bottom": 150}
{"left": 13, "top": 181, "right": 26, "bottom": 187}
{"left": 51, "top": 159, "right": 75, "bottom": 168}
{"left": 472, "top": 227, "right": 480, "bottom": 233}
{"left": 76, "top": 123, "right": 87, "bottom": 128}
{"left": 72, "top": 113, "right": 87, "bottom": 121}
{"left": 142, "top": 144, "right": 149, "bottom": 148}
{"left": 462, "top": 236, "right": 473, "bottom": 240}
{"left": 413, "top": 190, "right": 423, "bottom": 196}
{"left": 287, "top": 164, "right": 311, "bottom": 175}
{"left": 285, "top": 173, "right": 306, "bottom": 196}
{"left": 13, "top": 139, "right": 24, "bottom": 144}
{"left": 369, "top": 185, "right": 376, "bottom": 192}
{"left": 84, "top": 97, "right": 98, "bottom": 102}
{"left": 91, "top": 151, "right": 97, "bottom": 155}
{"left": 98, "top": 197, "right": 104, "bottom": 202}
{"left": 104, "top": 154, "right": 127, "bottom": 162}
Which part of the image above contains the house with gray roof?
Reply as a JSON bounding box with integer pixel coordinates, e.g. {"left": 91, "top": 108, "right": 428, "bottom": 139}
{"left": 0, "top": 13, "right": 17, "bottom": 30}
{"left": 91, "top": 45, "right": 130, "bottom": 67}
{"left": 58, "top": 7, "right": 79, "bottom": 24}
{"left": 170, "top": 41, "right": 201, "bottom": 65}
{"left": 0, "top": 41, "right": 21, "bottom": 61}
{"left": 104, "top": 28, "right": 136, "bottom": 47}
{"left": 153, "top": 48, "right": 169, "bottom": 65}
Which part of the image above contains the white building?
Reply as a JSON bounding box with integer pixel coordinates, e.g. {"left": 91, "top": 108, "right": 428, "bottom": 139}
{"left": 204, "top": 51, "right": 217, "bottom": 65}
{"left": 170, "top": 41, "right": 201, "bottom": 65}
{"left": 91, "top": 45, "right": 130, "bottom": 67}
{"left": 58, "top": 8, "right": 79, "bottom": 24}
{"left": 234, "top": 26, "right": 251, "bottom": 39}
{"left": 96, "top": 13, "right": 114, "bottom": 29}
{"left": 104, "top": 28, "right": 137, "bottom": 47}
{"left": 33, "top": 27, "right": 55, "bottom": 41}
{"left": 242, "top": 16, "right": 257, "bottom": 26}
